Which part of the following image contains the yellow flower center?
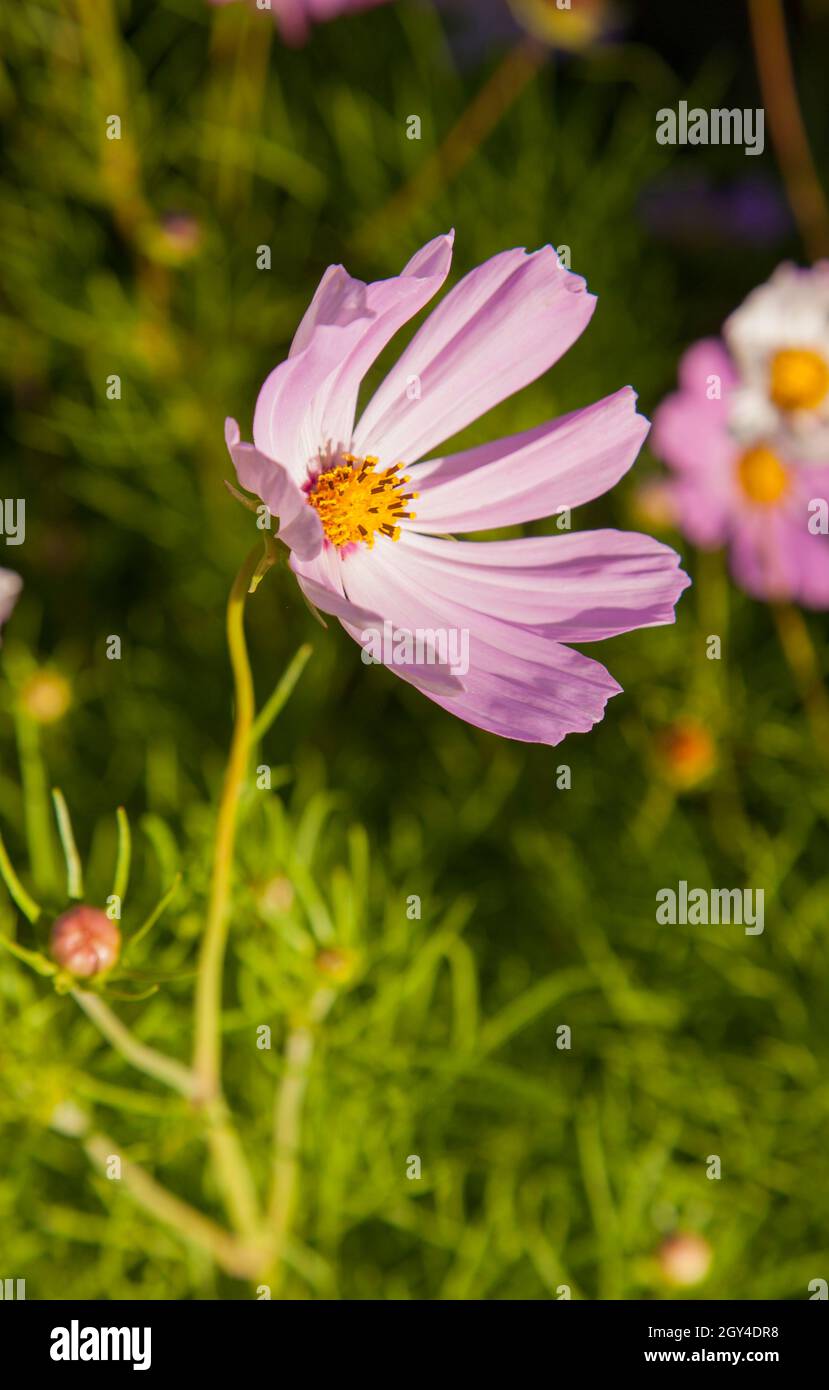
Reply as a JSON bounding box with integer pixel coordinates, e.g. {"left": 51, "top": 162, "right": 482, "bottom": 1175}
{"left": 307, "top": 454, "right": 418, "bottom": 549}
{"left": 507, "top": 0, "right": 604, "bottom": 49}
{"left": 736, "top": 444, "right": 789, "bottom": 505}
{"left": 769, "top": 347, "right": 829, "bottom": 412}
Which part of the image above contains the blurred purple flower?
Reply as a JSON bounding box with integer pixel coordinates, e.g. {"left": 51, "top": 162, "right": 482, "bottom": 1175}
{"left": 640, "top": 174, "right": 791, "bottom": 248}
{"left": 208, "top": 0, "right": 390, "bottom": 45}
{"left": 435, "top": 0, "right": 617, "bottom": 63}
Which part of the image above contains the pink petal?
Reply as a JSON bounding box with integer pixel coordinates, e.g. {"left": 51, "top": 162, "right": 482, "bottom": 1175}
{"left": 339, "top": 540, "right": 620, "bottom": 743}
{"left": 406, "top": 387, "right": 649, "bottom": 533}
{"left": 293, "top": 570, "right": 381, "bottom": 627}
{"left": 677, "top": 337, "right": 739, "bottom": 399}
{"left": 388, "top": 530, "right": 690, "bottom": 641}
{"left": 253, "top": 316, "right": 375, "bottom": 481}
{"left": 291, "top": 546, "right": 465, "bottom": 695}
{"left": 731, "top": 483, "right": 829, "bottom": 608}
{"left": 424, "top": 647, "right": 621, "bottom": 745}
{"left": 352, "top": 246, "right": 596, "bottom": 466}
{"left": 225, "top": 418, "right": 323, "bottom": 560}
{"left": 650, "top": 339, "right": 739, "bottom": 547}
{"left": 253, "top": 235, "right": 453, "bottom": 480}
{"left": 300, "top": 233, "right": 454, "bottom": 455}
{"left": 290, "top": 540, "right": 346, "bottom": 596}
{"left": 289, "top": 264, "right": 374, "bottom": 358}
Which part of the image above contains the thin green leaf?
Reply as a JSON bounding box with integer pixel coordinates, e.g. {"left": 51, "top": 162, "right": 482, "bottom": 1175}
{"left": 0, "top": 934, "right": 57, "bottom": 977}
{"left": 112, "top": 806, "right": 131, "bottom": 904}
{"left": 124, "top": 873, "right": 181, "bottom": 959}
{"left": 51, "top": 788, "right": 84, "bottom": 900}
{"left": 0, "top": 832, "right": 42, "bottom": 924}
{"left": 250, "top": 643, "right": 313, "bottom": 745}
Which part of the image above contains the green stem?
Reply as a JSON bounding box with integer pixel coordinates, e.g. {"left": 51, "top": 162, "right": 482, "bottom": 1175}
{"left": 52, "top": 788, "right": 84, "bottom": 900}
{"left": 71, "top": 995, "right": 198, "bottom": 1100}
{"left": 0, "top": 831, "right": 42, "bottom": 924}
{"left": 771, "top": 603, "right": 829, "bottom": 757}
{"left": 113, "top": 806, "right": 131, "bottom": 903}
{"left": 123, "top": 872, "right": 181, "bottom": 960}
{"left": 748, "top": 0, "right": 829, "bottom": 261}
{"left": 14, "top": 710, "right": 56, "bottom": 893}
{"left": 193, "top": 543, "right": 259, "bottom": 1094}
{"left": 73, "top": 990, "right": 198, "bottom": 1099}
{"left": 250, "top": 643, "right": 313, "bottom": 746}
{"left": 84, "top": 1132, "right": 264, "bottom": 1280}
{"left": 265, "top": 989, "right": 334, "bottom": 1293}
{"left": 191, "top": 543, "right": 263, "bottom": 1241}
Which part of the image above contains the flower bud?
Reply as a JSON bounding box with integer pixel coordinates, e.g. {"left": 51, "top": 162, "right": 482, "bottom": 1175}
{"left": 655, "top": 718, "right": 716, "bottom": 790}
{"left": 50, "top": 906, "right": 121, "bottom": 978}
{"left": 315, "top": 947, "right": 356, "bottom": 985}
{"left": 258, "top": 875, "right": 295, "bottom": 918}
{"left": 20, "top": 669, "right": 72, "bottom": 724}
{"left": 657, "top": 1232, "right": 713, "bottom": 1288}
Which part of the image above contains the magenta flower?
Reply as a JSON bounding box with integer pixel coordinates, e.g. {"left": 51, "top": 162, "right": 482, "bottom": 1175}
{"left": 652, "top": 338, "right": 829, "bottom": 607}
{"left": 0, "top": 569, "right": 21, "bottom": 639}
{"left": 226, "top": 234, "right": 689, "bottom": 745}
{"left": 207, "top": 0, "right": 389, "bottom": 45}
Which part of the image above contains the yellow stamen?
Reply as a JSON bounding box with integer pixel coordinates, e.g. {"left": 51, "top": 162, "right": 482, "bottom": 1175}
{"left": 736, "top": 444, "right": 789, "bottom": 505}
{"left": 307, "top": 453, "right": 418, "bottom": 549}
{"left": 769, "top": 347, "right": 829, "bottom": 412}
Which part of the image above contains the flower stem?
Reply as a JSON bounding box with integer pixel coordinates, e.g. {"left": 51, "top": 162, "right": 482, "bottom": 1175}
{"left": 193, "top": 543, "right": 260, "bottom": 1097}
{"left": 771, "top": 603, "right": 829, "bottom": 755}
{"left": 84, "top": 1131, "right": 264, "bottom": 1280}
{"left": 192, "top": 543, "right": 263, "bottom": 1240}
{"left": 748, "top": 0, "right": 829, "bottom": 260}
{"left": 73, "top": 989, "right": 198, "bottom": 1099}
{"left": 250, "top": 643, "right": 313, "bottom": 746}
{"left": 265, "top": 989, "right": 334, "bottom": 1294}
{"left": 14, "top": 709, "right": 56, "bottom": 894}
{"left": 75, "top": 0, "right": 151, "bottom": 243}
{"left": 0, "top": 831, "right": 41, "bottom": 924}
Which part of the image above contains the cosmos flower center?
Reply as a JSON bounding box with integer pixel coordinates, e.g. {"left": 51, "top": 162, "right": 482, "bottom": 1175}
{"left": 307, "top": 453, "right": 418, "bottom": 548}
{"left": 736, "top": 444, "right": 789, "bottom": 505}
{"left": 769, "top": 347, "right": 829, "bottom": 412}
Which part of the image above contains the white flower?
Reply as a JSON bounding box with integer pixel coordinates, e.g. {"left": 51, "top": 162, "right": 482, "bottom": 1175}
{"left": 724, "top": 261, "right": 829, "bottom": 460}
{"left": 0, "top": 568, "right": 21, "bottom": 639}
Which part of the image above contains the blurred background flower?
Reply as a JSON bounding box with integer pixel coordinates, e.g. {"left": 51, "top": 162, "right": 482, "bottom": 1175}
{"left": 651, "top": 335, "right": 829, "bottom": 606}
{"left": 639, "top": 173, "right": 791, "bottom": 249}
{"left": 0, "top": 571, "right": 21, "bottom": 635}
{"left": 208, "top": 0, "right": 392, "bottom": 46}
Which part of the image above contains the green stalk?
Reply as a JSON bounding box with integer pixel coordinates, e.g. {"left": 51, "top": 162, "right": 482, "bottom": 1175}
{"left": 192, "top": 543, "right": 263, "bottom": 1241}
{"left": 193, "top": 543, "right": 259, "bottom": 1094}
{"left": 14, "top": 710, "right": 56, "bottom": 893}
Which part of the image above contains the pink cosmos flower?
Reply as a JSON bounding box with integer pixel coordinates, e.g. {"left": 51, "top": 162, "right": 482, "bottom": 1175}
{"left": 652, "top": 338, "right": 829, "bottom": 608}
{"left": 208, "top": 0, "right": 389, "bottom": 45}
{"left": 0, "top": 569, "right": 21, "bottom": 639}
{"left": 722, "top": 262, "right": 829, "bottom": 461}
{"left": 226, "top": 234, "right": 689, "bottom": 745}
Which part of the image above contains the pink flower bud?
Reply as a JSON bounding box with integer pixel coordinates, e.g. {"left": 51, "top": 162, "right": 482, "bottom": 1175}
{"left": 50, "top": 906, "right": 120, "bottom": 978}
{"left": 658, "top": 1232, "right": 713, "bottom": 1288}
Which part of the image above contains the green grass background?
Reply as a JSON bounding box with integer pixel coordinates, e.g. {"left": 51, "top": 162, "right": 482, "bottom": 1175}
{"left": 1, "top": 0, "right": 828, "bottom": 1299}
